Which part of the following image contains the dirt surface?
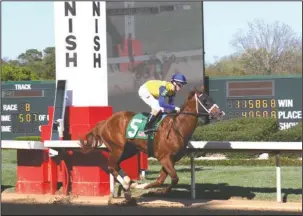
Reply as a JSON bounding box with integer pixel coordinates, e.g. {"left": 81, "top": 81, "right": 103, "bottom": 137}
{"left": 1, "top": 192, "right": 302, "bottom": 215}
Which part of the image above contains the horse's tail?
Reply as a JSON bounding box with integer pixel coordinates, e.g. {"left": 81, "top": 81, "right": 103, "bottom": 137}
{"left": 79, "top": 120, "right": 108, "bottom": 154}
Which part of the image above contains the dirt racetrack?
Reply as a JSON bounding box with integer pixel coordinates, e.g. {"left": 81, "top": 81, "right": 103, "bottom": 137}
{"left": 1, "top": 192, "right": 302, "bottom": 215}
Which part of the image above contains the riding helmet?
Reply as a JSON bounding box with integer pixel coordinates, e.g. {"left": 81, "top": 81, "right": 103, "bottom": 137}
{"left": 171, "top": 72, "right": 187, "bottom": 85}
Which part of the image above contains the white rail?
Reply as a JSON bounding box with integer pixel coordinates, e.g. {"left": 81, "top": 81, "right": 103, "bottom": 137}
{"left": 2, "top": 140, "right": 301, "bottom": 203}
{"left": 107, "top": 49, "right": 202, "bottom": 64}
{"left": 187, "top": 141, "right": 302, "bottom": 203}
{"left": 1, "top": 141, "right": 45, "bottom": 150}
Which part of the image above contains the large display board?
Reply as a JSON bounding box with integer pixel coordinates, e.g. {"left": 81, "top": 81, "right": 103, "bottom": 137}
{"left": 2, "top": 75, "right": 301, "bottom": 139}
{"left": 208, "top": 75, "right": 302, "bottom": 130}
{"left": 1, "top": 81, "right": 55, "bottom": 140}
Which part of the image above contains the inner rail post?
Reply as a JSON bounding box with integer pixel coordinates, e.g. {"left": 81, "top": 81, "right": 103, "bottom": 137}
{"left": 275, "top": 152, "right": 282, "bottom": 203}
{"left": 190, "top": 155, "right": 196, "bottom": 200}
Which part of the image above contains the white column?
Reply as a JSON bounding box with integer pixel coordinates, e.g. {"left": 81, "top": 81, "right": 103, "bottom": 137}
{"left": 54, "top": 1, "right": 108, "bottom": 106}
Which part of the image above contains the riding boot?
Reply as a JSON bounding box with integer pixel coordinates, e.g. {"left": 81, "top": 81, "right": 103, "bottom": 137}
{"left": 144, "top": 114, "right": 157, "bottom": 134}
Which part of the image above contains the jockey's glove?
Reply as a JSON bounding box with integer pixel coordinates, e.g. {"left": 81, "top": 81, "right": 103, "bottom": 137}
{"left": 175, "top": 107, "right": 181, "bottom": 112}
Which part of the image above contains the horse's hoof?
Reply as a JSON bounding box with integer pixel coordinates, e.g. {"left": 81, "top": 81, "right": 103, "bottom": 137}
{"left": 108, "top": 197, "right": 114, "bottom": 205}
{"left": 130, "top": 182, "right": 138, "bottom": 189}
{"left": 151, "top": 188, "right": 169, "bottom": 195}
{"left": 124, "top": 190, "right": 132, "bottom": 201}
{"left": 108, "top": 197, "right": 128, "bottom": 206}
{"left": 133, "top": 182, "right": 149, "bottom": 189}
{"left": 122, "top": 197, "right": 137, "bottom": 206}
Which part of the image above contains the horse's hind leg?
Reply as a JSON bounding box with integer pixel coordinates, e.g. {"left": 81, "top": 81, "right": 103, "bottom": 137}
{"left": 142, "top": 167, "right": 168, "bottom": 190}
{"left": 158, "top": 155, "right": 179, "bottom": 194}
{"left": 107, "top": 149, "right": 133, "bottom": 201}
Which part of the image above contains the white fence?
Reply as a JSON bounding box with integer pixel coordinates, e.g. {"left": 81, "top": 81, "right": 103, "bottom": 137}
{"left": 187, "top": 141, "right": 302, "bottom": 202}
{"left": 2, "top": 140, "right": 302, "bottom": 203}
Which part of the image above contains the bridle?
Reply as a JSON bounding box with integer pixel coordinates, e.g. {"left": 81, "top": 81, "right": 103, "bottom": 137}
{"left": 166, "top": 92, "right": 224, "bottom": 139}
{"left": 165, "top": 92, "right": 222, "bottom": 117}
{"left": 195, "top": 93, "right": 223, "bottom": 117}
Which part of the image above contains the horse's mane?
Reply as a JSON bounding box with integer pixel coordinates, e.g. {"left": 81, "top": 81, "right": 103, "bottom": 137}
{"left": 180, "top": 87, "right": 202, "bottom": 111}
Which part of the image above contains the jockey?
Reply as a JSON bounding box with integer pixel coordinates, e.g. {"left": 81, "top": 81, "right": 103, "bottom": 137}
{"left": 138, "top": 72, "right": 187, "bottom": 134}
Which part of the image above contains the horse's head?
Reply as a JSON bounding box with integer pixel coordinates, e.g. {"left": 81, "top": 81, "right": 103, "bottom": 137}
{"left": 185, "top": 85, "right": 225, "bottom": 120}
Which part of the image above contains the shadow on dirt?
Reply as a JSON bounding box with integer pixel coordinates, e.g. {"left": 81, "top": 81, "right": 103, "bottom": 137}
{"left": 140, "top": 182, "right": 302, "bottom": 203}
{"left": 1, "top": 185, "right": 14, "bottom": 193}
{"left": 2, "top": 201, "right": 300, "bottom": 215}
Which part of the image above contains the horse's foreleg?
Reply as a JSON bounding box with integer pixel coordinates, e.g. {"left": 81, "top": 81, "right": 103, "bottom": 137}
{"left": 159, "top": 155, "right": 179, "bottom": 194}
{"left": 142, "top": 167, "right": 168, "bottom": 190}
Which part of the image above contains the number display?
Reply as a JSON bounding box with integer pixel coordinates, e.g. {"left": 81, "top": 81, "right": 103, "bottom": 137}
{"left": 227, "top": 111, "right": 277, "bottom": 119}
{"left": 227, "top": 99, "right": 276, "bottom": 109}
{"left": 226, "top": 98, "right": 278, "bottom": 120}
{"left": 2, "top": 90, "right": 44, "bottom": 98}
{"left": 19, "top": 103, "right": 31, "bottom": 112}
{"left": 18, "top": 113, "right": 38, "bottom": 122}
{"left": 241, "top": 111, "right": 277, "bottom": 118}
{"left": 12, "top": 126, "right": 38, "bottom": 134}
{"left": 25, "top": 103, "right": 31, "bottom": 111}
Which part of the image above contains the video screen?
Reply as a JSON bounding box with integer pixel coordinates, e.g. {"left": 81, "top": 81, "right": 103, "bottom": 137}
{"left": 106, "top": 2, "right": 203, "bottom": 112}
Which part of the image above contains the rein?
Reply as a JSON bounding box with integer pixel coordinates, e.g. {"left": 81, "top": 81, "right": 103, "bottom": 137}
{"left": 164, "top": 111, "right": 209, "bottom": 117}
{"left": 164, "top": 93, "right": 211, "bottom": 140}
{"left": 165, "top": 112, "right": 208, "bottom": 140}
{"left": 166, "top": 113, "right": 183, "bottom": 139}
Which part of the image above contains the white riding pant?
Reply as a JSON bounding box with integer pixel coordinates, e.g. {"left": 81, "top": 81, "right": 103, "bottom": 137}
{"left": 138, "top": 84, "right": 162, "bottom": 112}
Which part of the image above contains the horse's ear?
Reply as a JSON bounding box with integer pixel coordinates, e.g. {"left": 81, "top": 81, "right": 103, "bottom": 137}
{"left": 199, "top": 85, "right": 205, "bottom": 93}
{"left": 187, "top": 87, "right": 197, "bottom": 99}
{"left": 193, "top": 86, "right": 199, "bottom": 92}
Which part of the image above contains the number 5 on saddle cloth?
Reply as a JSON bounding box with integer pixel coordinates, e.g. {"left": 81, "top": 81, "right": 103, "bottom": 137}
{"left": 126, "top": 112, "right": 167, "bottom": 140}
{"left": 125, "top": 112, "right": 167, "bottom": 157}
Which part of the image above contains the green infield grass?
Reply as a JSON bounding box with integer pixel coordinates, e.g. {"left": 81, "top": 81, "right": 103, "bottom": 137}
{"left": 2, "top": 149, "right": 302, "bottom": 202}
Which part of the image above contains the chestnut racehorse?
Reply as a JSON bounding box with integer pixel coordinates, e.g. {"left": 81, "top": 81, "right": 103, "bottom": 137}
{"left": 79, "top": 86, "right": 224, "bottom": 202}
